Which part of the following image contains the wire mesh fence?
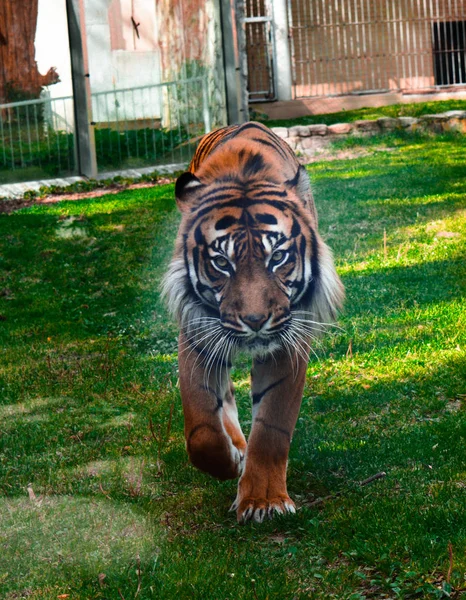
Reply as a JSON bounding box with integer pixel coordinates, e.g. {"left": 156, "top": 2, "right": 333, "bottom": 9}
{"left": 0, "top": 76, "right": 212, "bottom": 183}
{"left": 287, "top": 0, "right": 466, "bottom": 99}
{"left": 0, "top": 95, "right": 75, "bottom": 184}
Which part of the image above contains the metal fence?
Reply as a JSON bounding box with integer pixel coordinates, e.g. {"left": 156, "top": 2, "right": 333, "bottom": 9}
{"left": 287, "top": 0, "right": 466, "bottom": 99}
{"left": 91, "top": 77, "right": 211, "bottom": 171}
{"left": 0, "top": 77, "right": 211, "bottom": 184}
{"left": 0, "top": 95, "right": 75, "bottom": 184}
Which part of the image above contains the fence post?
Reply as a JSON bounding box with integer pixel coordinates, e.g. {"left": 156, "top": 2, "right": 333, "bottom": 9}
{"left": 66, "top": 0, "right": 97, "bottom": 178}
{"left": 234, "top": 0, "right": 250, "bottom": 122}
{"left": 219, "top": 0, "right": 243, "bottom": 124}
{"left": 272, "top": 0, "right": 293, "bottom": 101}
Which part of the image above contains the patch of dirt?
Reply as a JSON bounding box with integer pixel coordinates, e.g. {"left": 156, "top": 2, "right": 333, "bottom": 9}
{"left": 0, "top": 177, "right": 174, "bottom": 215}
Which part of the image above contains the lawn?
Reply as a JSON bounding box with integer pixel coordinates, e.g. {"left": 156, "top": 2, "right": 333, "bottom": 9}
{"left": 0, "top": 135, "right": 465, "bottom": 599}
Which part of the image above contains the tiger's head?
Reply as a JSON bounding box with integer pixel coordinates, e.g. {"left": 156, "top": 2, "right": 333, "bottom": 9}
{"left": 163, "top": 154, "right": 343, "bottom": 358}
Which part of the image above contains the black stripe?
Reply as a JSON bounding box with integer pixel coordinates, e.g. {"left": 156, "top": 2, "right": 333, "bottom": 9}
{"left": 250, "top": 136, "right": 288, "bottom": 161}
{"left": 243, "top": 152, "right": 265, "bottom": 176}
{"left": 255, "top": 418, "right": 291, "bottom": 441}
{"left": 295, "top": 228, "right": 319, "bottom": 308}
{"left": 285, "top": 166, "right": 301, "bottom": 188}
{"left": 291, "top": 217, "right": 301, "bottom": 237}
{"left": 188, "top": 423, "right": 221, "bottom": 443}
{"left": 250, "top": 189, "right": 288, "bottom": 199}
{"left": 255, "top": 213, "right": 278, "bottom": 225}
{"left": 252, "top": 376, "right": 286, "bottom": 405}
{"left": 200, "top": 186, "right": 243, "bottom": 202}
{"left": 215, "top": 215, "right": 238, "bottom": 230}
{"left": 187, "top": 342, "right": 231, "bottom": 367}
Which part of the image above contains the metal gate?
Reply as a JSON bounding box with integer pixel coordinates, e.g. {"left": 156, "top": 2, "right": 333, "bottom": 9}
{"left": 244, "top": 0, "right": 276, "bottom": 102}
{"left": 287, "top": 0, "right": 466, "bottom": 99}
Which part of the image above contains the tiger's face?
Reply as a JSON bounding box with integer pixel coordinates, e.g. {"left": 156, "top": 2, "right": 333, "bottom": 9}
{"left": 182, "top": 189, "right": 315, "bottom": 353}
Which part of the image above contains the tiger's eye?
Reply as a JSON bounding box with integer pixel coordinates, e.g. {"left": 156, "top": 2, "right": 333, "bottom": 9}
{"left": 213, "top": 256, "right": 229, "bottom": 269}
{"left": 271, "top": 250, "right": 284, "bottom": 263}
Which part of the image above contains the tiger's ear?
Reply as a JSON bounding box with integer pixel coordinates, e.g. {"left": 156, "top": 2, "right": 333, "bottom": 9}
{"left": 175, "top": 172, "right": 204, "bottom": 212}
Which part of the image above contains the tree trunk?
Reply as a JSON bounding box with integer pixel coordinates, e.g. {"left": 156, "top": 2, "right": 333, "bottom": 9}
{"left": 0, "top": 0, "right": 59, "bottom": 104}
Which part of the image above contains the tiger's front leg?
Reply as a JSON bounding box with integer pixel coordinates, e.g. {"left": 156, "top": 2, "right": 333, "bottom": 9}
{"left": 178, "top": 332, "right": 247, "bottom": 480}
{"left": 233, "top": 349, "right": 308, "bottom": 522}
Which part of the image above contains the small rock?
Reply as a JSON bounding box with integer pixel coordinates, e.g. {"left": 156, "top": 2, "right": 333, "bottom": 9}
{"left": 377, "top": 117, "right": 399, "bottom": 129}
{"left": 272, "top": 126, "right": 289, "bottom": 139}
{"left": 328, "top": 122, "right": 352, "bottom": 134}
{"left": 284, "top": 136, "right": 300, "bottom": 150}
{"left": 354, "top": 120, "right": 379, "bottom": 132}
{"left": 398, "top": 116, "right": 419, "bottom": 128}
{"left": 308, "top": 124, "right": 328, "bottom": 136}
{"left": 442, "top": 110, "right": 466, "bottom": 118}
{"left": 289, "top": 125, "right": 311, "bottom": 137}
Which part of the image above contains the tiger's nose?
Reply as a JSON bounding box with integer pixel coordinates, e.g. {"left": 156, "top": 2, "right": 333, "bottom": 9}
{"left": 240, "top": 313, "right": 269, "bottom": 332}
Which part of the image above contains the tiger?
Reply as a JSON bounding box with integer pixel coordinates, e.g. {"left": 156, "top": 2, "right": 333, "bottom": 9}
{"left": 162, "top": 121, "right": 344, "bottom": 523}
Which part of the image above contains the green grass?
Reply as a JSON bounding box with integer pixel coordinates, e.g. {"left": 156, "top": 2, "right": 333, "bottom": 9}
{"left": 261, "top": 99, "right": 466, "bottom": 128}
{"left": 0, "top": 135, "right": 465, "bottom": 599}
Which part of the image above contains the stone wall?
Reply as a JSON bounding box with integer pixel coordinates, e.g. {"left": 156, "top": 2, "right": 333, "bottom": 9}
{"left": 271, "top": 110, "right": 466, "bottom": 160}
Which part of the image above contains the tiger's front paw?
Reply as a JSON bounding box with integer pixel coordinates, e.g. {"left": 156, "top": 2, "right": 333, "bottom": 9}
{"left": 230, "top": 470, "right": 296, "bottom": 523}
{"left": 230, "top": 494, "right": 296, "bottom": 523}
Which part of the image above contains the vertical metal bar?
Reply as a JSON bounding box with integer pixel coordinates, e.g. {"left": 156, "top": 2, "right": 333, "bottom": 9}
{"left": 435, "top": 0, "right": 444, "bottom": 85}
{"left": 448, "top": 0, "right": 456, "bottom": 84}
{"left": 358, "top": 0, "right": 367, "bottom": 89}
{"left": 327, "top": 1, "right": 336, "bottom": 94}
{"left": 414, "top": 0, "right": 419, "bottom": 86}
{"left": 25, "top": 104, "right": 33, "bottom": 166}
{"left": 346, "top": 0, "right": 354, "bottom": 94}
{"left": 461, "top": 0, "right": 466, "bottom": 84}
{"left": 202, "top": 76, "right": 211, "bottom": 133}
{"left": 384, "top": 0, "right": 391, "bottom": 90}
{"left": 104, "top": 93, "right": 112, "bottom": 158}
{"left": 460, "top": 0, "right": 466, "bottom": 84}
{"left": 96, "top": 96, "right": 104, "bottom": 165}
{"left": 398, "top": 0, "right": 406, "bottom": 88}
{"left": 169, "top": 83, "right": 176, "bottom": 162}
{"left": 62, "top": 98, "right": 71, "bottom": 172}
{"left": 340, "top": 0, "right": 349, "bottom": 94}
{"left": 303, "top": 0, "right": 313, "bottom": 96}
{"left": 16, "top": 106, "right": 24, "bottom": 168}
{"left": 141, "top": 89, "right": 148, "bottom": 160}
{"left": 321, "top": 0, "right": 329, "bottom": 95}
{"left": 122, "top": 91, "right": 130, "bottom": 160}
{"left": 422, "top": 0, "right": 428, "bottom": 86}
{"left": 114, "top": 90, "right": 122, "bottom": 166}
{"left": 8, "top": 109, "right": 14, "bottom": 170}
{"left": 160, "top": 85, "right": 166, "bottom": 159}
{"left": 0, "top": 109, "right": 7, "bottom": 166}
{"left": 181, "top": 79, "right": 189, "bottom": 162}
{"left": 54, "top": 105, "right": 62, "bottom": 173}
{"left": 314, "top": 0, "right": 322, "bottom": 96}
{"left": 404, "top": 0, "right": 412, "bottom": 88}
{"left": 131, "top": 89, "right": 139, "bottom": 159}
{"left": 364, "top": 0, "right": 373, "bottom": 89}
